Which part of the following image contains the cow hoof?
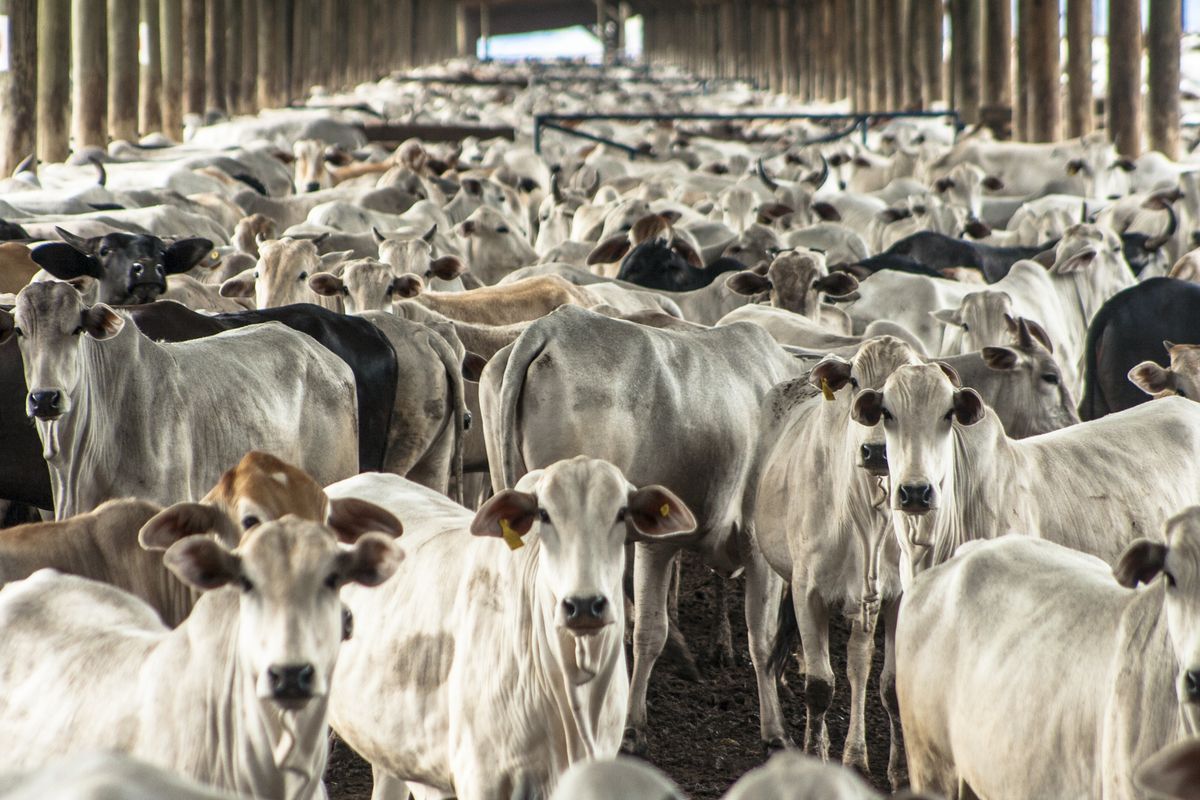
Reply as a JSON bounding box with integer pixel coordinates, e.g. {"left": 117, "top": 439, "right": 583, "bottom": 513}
{"left": 621, "top": 726, "right": 648, "bottom": 756}
{"left": 842, "top": 747, "right": 869, "bottom": 776}
{"left": 762, "top": 736, "right": 792, "bottom": 757}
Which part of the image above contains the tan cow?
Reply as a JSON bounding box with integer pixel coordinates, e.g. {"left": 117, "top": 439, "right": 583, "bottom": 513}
{"left": 1130, "top": 342, "right": 1200, "bottom": 401}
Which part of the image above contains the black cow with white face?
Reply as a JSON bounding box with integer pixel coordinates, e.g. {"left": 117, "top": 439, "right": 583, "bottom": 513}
{"left": 31, "top": 227, "right": 213, "bottom": 305}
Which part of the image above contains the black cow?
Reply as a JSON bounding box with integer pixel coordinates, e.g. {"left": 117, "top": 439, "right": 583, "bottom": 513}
{"left": 1080, "top": 277, "right": 1200, "bottom": 420}
{"left": 31, "top": 228, "right": 213, "bottom": 305}
{"left": 615, "top": 242, "right": 744, "bottom": 292}
{"left": 879, "top": 231, "right": 1059, "bottom": 283}
{"left": 0, "top": 302, "right": 398, "bottom": 511}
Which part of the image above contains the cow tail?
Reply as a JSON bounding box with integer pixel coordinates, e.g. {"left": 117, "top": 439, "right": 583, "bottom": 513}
{"left": 425, "top": 328, "right": 468, "bottom": 505}
{"left": 768, "top": 585, "right": 798, "bottom": 681}
{"left": 496, "top": 326, "right": 548, "bottom": 490}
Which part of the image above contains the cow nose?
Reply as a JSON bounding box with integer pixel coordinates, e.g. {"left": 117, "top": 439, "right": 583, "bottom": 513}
{"left": 897, "top": 483, "right": 934, "bottom": 512}
{"left": 131, "top": 263, "right": 144, "bottom": 276}
{"left": 267, "top": 664, "right": 316, "bottom": 701}
{"left": 28, "top": 390, "right": 63, "bottom": 419}
{"left": 304, "top": 181, "right": 321, "bottom": 193}
{"left": 562, "top": 595, "right": 609, "bottom": 631}
{"left": 860, "top": 443, "right": 888, "bottom": 475}
{"left": 1187, "top": 670, "right": 1200, "bottom": 702}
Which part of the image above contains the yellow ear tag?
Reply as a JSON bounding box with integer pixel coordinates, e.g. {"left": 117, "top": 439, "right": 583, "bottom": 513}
{"left": 660, "top": 503, "right": 670, "bottom": 518}
{"left": 499, "top": 518, "right": 524, "bottom": 551}
{"left": 821, "top": 378, "right": 835, "bottom": 401}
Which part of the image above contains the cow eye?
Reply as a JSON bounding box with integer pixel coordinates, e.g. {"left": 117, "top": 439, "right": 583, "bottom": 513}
{"left": 496, "top": 226, "right": 510, "bottom": 235}
{"left": 298, "top": 271, "right": 308, "bottom": 281}
{"left": 324, "top": 573, "right": 340, "bottom": 591}
{"left": 944, "top": 409, "right": 955, "bottom": 421}
{"left": 241, "top": 515, "right": 261, "bottom": 529}
{"left": 99, "top": 247, "right": 110, "bottom": 257}
{"left": 538, "top": 508, "right": 551, "bottom": 524}
{"left": 12, "top": 327, "right": 23, "bottom": 338}
{"left": 72, "top": 326, "right": 84, "bottom": 336}
{"left": 1178, "top": 388, "right": 1188, "bottom": 399}
{"left": 238, "top": 576, "right": 255, "bottom": 593}
{"left": 881, "top": 408, "right": 894, "bottom": 421}
{"left": 616, "top": 508, "right": 627, "bottom": 523}
{"left": 1041, "top": 373, "right": 1059, "bottom": 385}
{"left": 961, "top": 323, "right": 970, "bottom": 332}
{"left": 848, "top": 376, "right": 859, "bottom": 389}
{"left": 1165, "top": 570, "right": 1177, "bottom": 588}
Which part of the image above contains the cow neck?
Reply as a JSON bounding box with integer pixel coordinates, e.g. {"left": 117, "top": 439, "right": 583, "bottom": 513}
{"left": 151, "top": 590, "right": 330, "bottom": 800}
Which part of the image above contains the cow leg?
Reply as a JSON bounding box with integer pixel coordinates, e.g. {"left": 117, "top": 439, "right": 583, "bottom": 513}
{"left": 660, "top": 553, "right": 700, "bottom": 680}
{"left": 743, "top": 546, "right": 791, "bottom": 752}
{"left": 795, "top": 578, "right": 832, "bottom": 760}
{"left": 369, "top": 768, "right": 412, "bottom": 800}
{"left": 843, "top": 609, "right": 878, "bottom": 774}
{"left": 713, "top": 572, "right": 736, "bottom": 667}
{"left": 624, "top": 541, "right": 679, "bottom": 756}
{"left": 880, "top": 596, "right": 907, "bottom": 789}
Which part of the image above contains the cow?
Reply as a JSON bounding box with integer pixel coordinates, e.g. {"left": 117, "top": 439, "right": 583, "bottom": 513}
{"left": 548, "top": 758, "right": 685, "bottom": 800}
{"left": 31, "top": 228, "right": 213, "bottom": 305}
{"left": 1, "top": 281, "right": 359, "bottom": 517}
{"left": 896, "top": 512, "right": 1200, "bottom": 798}
{"left": 723, "top": 751, "right": 904, "bottom": 800}
{"left": 850, "top": 364, "right": 1200, "bottom": 584}
{"left": 325, "top": 459, "right": 697, "bottom": 799}
{"left": 387, "top": 274, "right": 602, "bottom": 326}
{"left": 219, "top": 237, "right": 350, "bottom": 310}
{"left": 480, "top": 305, "right": 809, "bottom": 755}
{"left": 0, "top": 752, "right": 245, "bottom": 800}
{"left": 456, "top": 205, "right": 538, "bottom": 285}
{"left": 287, "top": 138, "right": 392, "bottom": 193}
{"left": 1080, "top": 277, "right": 1200, "bottom": 420}
{"left": 0, "top": 242, "right": 40, "bottom": 294}
{"left": 0, "top": 513, "right": 401, "bottom": 798}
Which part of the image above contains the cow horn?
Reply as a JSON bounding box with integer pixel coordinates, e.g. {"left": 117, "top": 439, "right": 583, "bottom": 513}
{"left": 13, "top": 153, "right": 36, "bottom": 176}
{"left": 89, "top": 156, "right": 107, "bottom": 188}
{"left": 550, "top": 172, "right": 564, "bottom": 203}
{"left": 1146, "top": 201, "right": 1178, "bottom": 251}
{"left": 1079, "top": 201, "right": 1088, "bottom": 224}
{"left": 756, "top": 158, "right": 779, "bottom": 192}
{"left": 805, "top": 153, "right": 830, "bottom": 190}
{"left": 1016, "top": 317, "right": 1035, "bottom": 349}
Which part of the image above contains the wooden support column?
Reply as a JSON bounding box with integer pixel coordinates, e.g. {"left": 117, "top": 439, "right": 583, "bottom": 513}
{"left": 867, "top": 0, "right": 885, "bottom": 107}
{"left": 906, "top": 0, "right": 924, "bottom": 108}
{"left": 182, "top": 0, "right": 204, "bottom": 117}
{"left": 1148, "top": 0, "right": 1181, "bottom": 159}
{"left": 983, "top": 0, "right": 1012, "bottom": 118}
{"left": 108, "top": 0, "right": 139, "bottom": 140}
{"left": 205, "top": 0, "right": 225, "bottom": 113}
{"left": 37, "top": 0, "right": 70, "bottom": 161}
{"left": 1, "top": 0, "right": 37, "bottom": 174}
{"left": 237, "top": 0, "right": 255, "bottom": 110}
{"left": 952, "top": 0, "right": 981, "bottom": 123}
{"left": 224, "top": 0, "right": 241, "bottom": 109}
{"left": 886, "top": 0, "right": 907, "bottom": 108}
{"left": 256, "top": 0, "right": 277, "bottom": 107}
{"left": 160, "top": 0, "right": 182, "bottom": 138}
{"left": 854, "top": 0, "right": 869, "bottom": 109}
{"left": 1108, "top": 0, "right": 1142, "bottom": 156}
{"left": 72, "top": 0, "right": 107, "bottom": 148}
{"left": 1066, "top": 0, "right": 1093, "bottom": 137}
{"left": 1028, "top": 0, "right": 1061, "bottom": 142}
{"left": 928, "top": 0, "right": 944, "bottom": 105}
{"left": 1014, "top": 0, "right": 1032, "bottom": 138}
{"left": 139, "top": 0, "right": 162, "bottom": 133}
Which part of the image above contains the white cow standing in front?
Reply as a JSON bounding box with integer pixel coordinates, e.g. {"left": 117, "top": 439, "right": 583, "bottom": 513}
{"left": 325, "top": 458, "right": 697, "bottom": 800}
{"left": 0, "top": 514, "right": 402, "bottom": 799}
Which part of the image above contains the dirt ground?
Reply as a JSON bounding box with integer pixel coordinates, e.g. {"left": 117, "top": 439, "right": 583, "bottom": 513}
{"left": 325, "top": 550, "right": 900, "bottom": 799}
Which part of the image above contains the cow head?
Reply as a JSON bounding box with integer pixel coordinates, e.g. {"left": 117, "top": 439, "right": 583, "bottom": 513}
{"left": 165, "top": 516, "right": 401, "bottom": 709}
{"left": 1064, "top": 132, "right": 1135, "bottom": 200}
{"left": 0, "top": 280, "right": 125, "bottom": 422}
{"left": 981, "top": 316, "right": 1079, "bottom": 437}
{"left": 288, "top": 139, "right": 352, "bottom": 193}
{"left": 32, "top": 229, "right": 213, "bottom": 305}
{"left": 232, "top": 214, "right": 278, "bottom": 257}
{"left": 309, "top": 257, "right": 446, "bottom": 315}
{"left": 932, "top": 163, "right": 1004, "bottom": 223}
{"left": 470, "top": 457, "right": 695, "bottom": 648}
{"left": 726, "top": 250, "right": 858, "bottom": 318}
{"left": 375, "top": 226, "right": 468, "bottom": 292}
{"left": 1114, "top": 507, "right": 1200, "bottom": 735}
{"left": 932, "top": 290, "right": 1016, "bottom": 352}
{"left": 221, "top": 237, "right": 347, "bottom": 308}
{"left": 1130, "top": 342, "right": 1200, "bottom": 402}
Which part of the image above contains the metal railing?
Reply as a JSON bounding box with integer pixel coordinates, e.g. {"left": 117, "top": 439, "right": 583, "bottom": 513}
{"left": 532, "top": 110, "right": 963, "bottom": 156}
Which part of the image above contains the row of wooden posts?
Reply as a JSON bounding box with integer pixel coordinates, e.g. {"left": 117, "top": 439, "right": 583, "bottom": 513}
{"left": 641, "top": 0, "right": 1185, "bottom": 160}
{"left": 0, "top": 0, "right": 460, "bottom": 177}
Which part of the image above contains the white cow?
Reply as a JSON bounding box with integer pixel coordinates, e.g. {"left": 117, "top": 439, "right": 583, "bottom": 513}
{"left": 2, "top": 281, "right": 359, "bottom": 517}
{"left": 0, "top": 753, "right": 245, "bottom": 800}
{"left": 897, "top": 513, "right": 1200, "bottom": 798}
{"left": 0, "top": 514, "right": 401, "bottom": 798}
{"left": 326, "top": 460, "right": 696, "bottom": 799}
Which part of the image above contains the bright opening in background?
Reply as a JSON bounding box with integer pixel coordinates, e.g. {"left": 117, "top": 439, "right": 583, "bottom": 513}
{"left": 477, "top": 16, "right": 643, "bottom": 61}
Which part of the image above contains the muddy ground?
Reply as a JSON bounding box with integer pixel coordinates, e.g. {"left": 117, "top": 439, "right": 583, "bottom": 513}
{"left": 325, "top": 549, "right": 901, "bottom": 799}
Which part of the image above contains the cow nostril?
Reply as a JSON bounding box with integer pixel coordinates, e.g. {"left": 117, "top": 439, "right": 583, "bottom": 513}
{"left": 899, "top": 484, "right": 933, "bottom": 510}
{"left": 268, "top": 663, "right": 316, "bottom": 698}
{"left": 1187, "top": 670, "right": 1200, "bottom": 700}
{"left": 132, "top": 264, "right": 143, "bottom": 275}
{"left": 562, "top": 599, "right": 578, "bottom": 619}
{"left": 304, "top": 181, "right": 321, "bottom": 193}
{"left": 591, "top": 596, "right": 608, "bottom": 617}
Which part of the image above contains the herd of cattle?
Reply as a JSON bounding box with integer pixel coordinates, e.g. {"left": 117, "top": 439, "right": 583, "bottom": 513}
{"left": 5, "top": 58, "right": 1200, "bottom": 799}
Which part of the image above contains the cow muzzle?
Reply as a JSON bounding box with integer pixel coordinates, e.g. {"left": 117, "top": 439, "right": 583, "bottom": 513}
{"left": 896, "top": 483, "right": 935, "bottom": 514}
{"left": 27, "top": 389, "right": 64, "bottom": 421}
{"left": 560, "top": 594, "right": 610, "bottom": 635}
{"left": 859, "top": 443, "right": 889, "bottom": 476}
{"left": 266, "top": 663, "right": 317, "bottom": 709}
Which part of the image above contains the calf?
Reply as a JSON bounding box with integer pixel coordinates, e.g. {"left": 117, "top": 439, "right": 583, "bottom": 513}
{"left": 0, "top": 513, "right": 400, "bottom": 798}
{"left": 326, "top": 460, "right": 696, "bottom": 799}
{"left": 455, "top": 205, "right": 537, "bottom": 285}
{"left": 1130, "top": 342, "right": 1200, "bottom": 402}
{"left": 32, "top": 228, "right": 212, "bottom": 304}
{"left": 219, "top": 237, "right": 350, "bottom": 310}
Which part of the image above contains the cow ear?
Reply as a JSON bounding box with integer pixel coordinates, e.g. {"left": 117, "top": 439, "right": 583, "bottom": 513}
{"left": 428, "top": 255, "right": 466, "bottom": 281}
{"left": 324, "top": 147, "right": 353, "bottom": 167}
{"left": 952, "top": 387, "right": 985, "bottom": 425}
{"left": 308, "top": 272, "right": 345, "bottom": 297}
{"left": 812, "top": 202, "right": 841, "bottom": 222}
{"left": 220, "top": 270, "right": 257, "bottom": 298}
{"left": 0, "top": 309, "right": 12, "bottom": 345}
{"left": 981, "top": 346, "right": 1021, "bottom": 371}
{"left": 674, "top": 241, "right": 704, "bottom": 269}
{"left": 1135, "top": 739, "right": 1200, "bottom": 800}
{"left": 725, "top": 270, "right": 772, "bottom": 295}
{"left": 586, "top": 235, "right": 631, "bottom": 266}
{"left": 164, "top": 535, "right": 243, "bottom": 591}
{"left": 1113, "top": 538, "right": 1168, "bottom": 588}
{"left": 31, "top": 241, "right": 103, "bottom": 280}
{"left": 162, "top": 237, "right": 215, "bottom": 275}
{"left": 1115, "top": 158, "right": 1137, "bottom": 172}
{"left": 809, "top": 355, "right": 853, "bottom": 393}
{"left": 470, "top": 489, "right": 538, "bottom": 543}
{"left": 933, "top": 177, "right": 955, "bottom": 193}
{"left": 81, "top": 304, "right": 124, "bottom": 339}
{"left": 371, "top": 226, "right": 388, "bottom": 244}
{"left": 333, "top": 533, "right": 403, "bottom": 588}
{"left": 626, "top": 485, "right": 697, "bottom": 543}
{"left": 879, "top": 207, "right": 908, "bottom": 223}
{"left": 851, "top": 389, "right": 884, "bottom": 426}
{"left": 981, "top": 175, "right": 1005, "bottom": 191}
{"left": 326, "top": 497, "right": 403, "bottom": 543}
{"left": 391, "top": 274, "right": 424, "bottom": 299}
{"left": 1129, "top": 361, "right": 1175, "bottom": 395}
{"left": 140, "top": 502, "right": 240, "bottom": 551}
{"left": 937, "top": 361, "right": 963, "bottom": 387}
{"left": 930, "top": 308, "right": 964, "bottom": 328}
{"left": 1165, "top": 340, "right": 1178, "bottom": 353}
{"left": 659, "top": 209, "right": 683, "bottom": 225}
{"left": 462, "top": 351, "right": 488, "bottom": 382}
{"left": 319, "top": 250, "right": 353, "bottom": 271}
{"left": 812, "top": 272, "right": 858, "bottom": 297}
{"left": 1066, "top": 158, "right": 1085, "bottom": 176}
{"left": 964, "top": 219, "right": 992, "bottom": 239}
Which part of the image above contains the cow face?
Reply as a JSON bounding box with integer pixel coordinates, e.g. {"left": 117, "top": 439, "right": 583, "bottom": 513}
{"left": 232, "top": 214, "right": 278, "bottom": 257}
{"left": 0, "top": 281, "right": 124, "bottom": 422}
{"left": 32, "top": 229, "right": 213, "bottom": 305}
{"left": 471, "top": 457, "right": 695, "bottom": 642}
{"left": 165, "top": 517, "right": 401, "bottom": 709}
{"left": 981, "top": 333, "right": 1079, "bottom": 438}
{"left": 932, "top": 163, "right": 1004, "bottom": 222}
{"left": 290, "top": 139, "right": 351, "bottom": 193}
{"left": 727, "top": 250, "right": 858, "bottom": 319}
{"left": 1114, "top": 508, "right": 1200, "bottom": 733}
{"left": 1130, "top": 343, "right": 1200, "bottom": 402}
{"left": 310, "top": 259, "right": 394, "bottom": 315}
{"left": 933, "top": 290, "right": 1015, "bottom": 352}
{"left": 221, "top": 238, "right": 329, "bottom": 309}
{"left": 1065, "top": 133, "right": 1135, "bottom": 200}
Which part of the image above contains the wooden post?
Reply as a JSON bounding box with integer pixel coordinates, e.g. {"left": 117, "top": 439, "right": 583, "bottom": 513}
{"left": 256, "top": 0, "right": 276, "bottom": 107}
{"left": 1108, "top": 0, "right": 1142, "bottom": 156}
{"left": 224, "top": 0, "right": 241, "bottom": 111}
{"left": 1028, "top": 0, "right": 1060, "bottom": 142}
{"left": 0, "top": 0, "right": 37, "bottom": 174}
{"left": 953, "top": 0, "right": 981, "bottom": 123}
{"left": 1066, "top": 0, "right": 1093, "bottom": 137}
{"left": 1014, "top": 0, "right": 1031, "bottom": 138}
{"left": 108, "top": 0, "right": 139, "bottom": 140}
{"left": 182, "top": 0, "right": 203, "bottom": 117}
{"left": 928, "top": 0, "right": 944, "bottom": 105}
{"left": 72, "top": 0, "right": 108, "bottom": 148}
{"left": 906, "top": 0, "right": 924, "bottom": 109}
{"left": 867, "top": 0, "right": 885, "bottom": 107}
{"left": 160, "top": 0, "right": 182, "bottom": 138}
{"left": 983, "top": 0, "right": 1011, "bottom": 113}
{"left": 37, "top": 0, "right": 70, "bottom": 161}
{"left": 139, "top": 0, "right": 162, "bottom": 133}
{"left": 204, "top": 0, "right": 225, "bottom": 113}
{"left": 1148, "top": 0, "right": 1181, "bottom": 159}
{"left": 887, "top": 0, "right": 907, "bottom": 108}
{"left": 237, "top": 0, "right": 255, "bottom": 111}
